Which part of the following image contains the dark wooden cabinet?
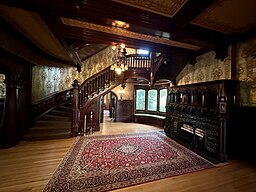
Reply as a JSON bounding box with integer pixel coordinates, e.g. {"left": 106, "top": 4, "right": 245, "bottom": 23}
{"left": 165, "top": 80, "right": 239, "bottom": 163}
{"left": 116, "top": 100, "right": 134, "bottom": 122}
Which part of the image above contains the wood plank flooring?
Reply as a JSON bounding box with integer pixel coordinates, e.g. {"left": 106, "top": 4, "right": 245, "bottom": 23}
{"left": 0, "top": 118, "right": 256, "bottom": 192}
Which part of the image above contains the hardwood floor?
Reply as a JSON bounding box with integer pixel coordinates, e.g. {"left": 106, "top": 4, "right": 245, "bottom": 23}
{"left": 0, "top": 117, "right": 256, "bottom": 192}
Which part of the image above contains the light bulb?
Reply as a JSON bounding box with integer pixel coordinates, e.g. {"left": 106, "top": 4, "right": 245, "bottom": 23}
{"left": 116, "top": 68, "right": 122, "bottom": 75}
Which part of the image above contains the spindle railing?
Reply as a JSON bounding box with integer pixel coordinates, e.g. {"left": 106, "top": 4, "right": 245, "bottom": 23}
{"left": 70, "top": 52, "right": 165, "bottom": 136}
{"left": 126, "top": 54, "right": 151, "bottom": 70}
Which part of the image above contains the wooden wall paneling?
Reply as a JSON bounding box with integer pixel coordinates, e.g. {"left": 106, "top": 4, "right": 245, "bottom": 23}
{"left": 116, "top": 100, "right": 134, "bottom": 122}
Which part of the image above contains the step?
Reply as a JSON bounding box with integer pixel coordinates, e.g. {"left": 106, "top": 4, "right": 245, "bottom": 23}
{"left": 49, "top": 110, "right": 72, "bottom": 117}
{"left": 63, "top": 102, "right": 73, "bottom": 107}
{"left": 25, "top": 102, "right": 73, "bottom": 141}
{"left": 57, "top": 105, "right": 73, "bottom": 112}
{"left": 40, "top": 114, "right": 71, "bottom": 121}
{"left": 35, "top": 120, "right": 71, "bottom": 127}
{"left": 29, "top": 125, "right": 70, "bottom": 131}
{"left": 28, "top": 127, "right": 70, "bottom": 135}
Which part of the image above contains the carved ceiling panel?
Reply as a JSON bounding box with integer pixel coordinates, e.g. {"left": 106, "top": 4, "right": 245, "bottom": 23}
{"left": 61, "top": 17, "right": 201, "bottom": 50}
{"left": 191, "top": 0, "right": 256, "bottom": 34}
{"left": 113, "top": 0, "right": 187, "bottom": 18}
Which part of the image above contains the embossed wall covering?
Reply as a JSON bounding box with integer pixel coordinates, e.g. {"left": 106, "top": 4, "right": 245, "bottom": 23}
{"left": 237, "top": 37, "right": 256, "bottom": 106}
{"left": 111, "top": 82, "right": 134, "bottom": 100}
{"left": 0, "top": 74, "right": 6, "bottom": 98}
{"left": 31, "top": 66, "right": 75, "bottom": 103}
{"left": 176, "top": 50, "right": 231, "bottom": 85}
{"left": 176, "top": 37, "right": 256, "bottom": 106}
{"left": 32, "top": 46, "right": 136, "bottom": 103}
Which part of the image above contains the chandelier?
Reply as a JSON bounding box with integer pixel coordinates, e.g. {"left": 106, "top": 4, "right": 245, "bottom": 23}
{"left": 110, "top": 43, "right": 128, "bottom": 75}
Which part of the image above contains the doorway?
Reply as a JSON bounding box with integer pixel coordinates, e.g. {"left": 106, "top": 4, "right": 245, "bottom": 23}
{"left": 100, "top": 91, "right": 117, "bottom": 123}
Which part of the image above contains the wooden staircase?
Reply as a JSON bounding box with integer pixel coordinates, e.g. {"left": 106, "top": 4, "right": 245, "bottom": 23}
{"left": 24, "top": 102, "right": 72, "bottom": 141}
{"left": 25, "top": 52, "right": 165, "bottom": 139}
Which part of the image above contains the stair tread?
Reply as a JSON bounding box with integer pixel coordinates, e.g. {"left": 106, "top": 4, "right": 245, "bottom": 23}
{"left": 27, "top": 102, "right": 73, "bottom": 141}
{"left": 30, "top": 126, "right": 70, "bottom": 130}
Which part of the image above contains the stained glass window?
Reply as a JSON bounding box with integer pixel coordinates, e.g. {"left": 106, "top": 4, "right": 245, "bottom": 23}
{"left": 136, "top": 89, "right": 145, "bottom": 110}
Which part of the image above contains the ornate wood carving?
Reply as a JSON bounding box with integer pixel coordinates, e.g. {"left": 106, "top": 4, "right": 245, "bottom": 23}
{"left": 165, "top": 80, "right": 239, "bottom": 162}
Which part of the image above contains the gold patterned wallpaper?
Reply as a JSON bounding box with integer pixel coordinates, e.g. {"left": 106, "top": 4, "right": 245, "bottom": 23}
{"left": 176, "top": 37, "right": 256, "bottom": 106}
{"left": 176, "top": 50, "right": 231, "bottom": 85}
{"left": 237, "top": 37, "right": 256, "bottom": 105}
{"left": 0, "top": 74, "right": 6, "bottom": 99}
{"left": 111, "top": 82, "right": 134, "bottom": 101}
{"left": 32, "top": 46, "right": 116, "bottom": 103}
{"left": 32, "top": 38, "right": 256, "bottom": 106}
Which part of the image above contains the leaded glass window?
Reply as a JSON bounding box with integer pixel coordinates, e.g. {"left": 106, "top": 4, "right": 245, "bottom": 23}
{"left": 136, "top": 89, "right": 145, "bottom": 110}
{"left": 159, "top": 89, "right": 167, "bottom": 112}
{"left": 147, "top": 89, "right": 157, "bottom": 111}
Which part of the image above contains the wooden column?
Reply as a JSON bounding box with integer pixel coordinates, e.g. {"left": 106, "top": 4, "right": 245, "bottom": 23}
{"left": 1, "top": 75, "right": 18, "bottom": 148}
{"left": 219, "top": 116, "right": 227, "bottom": 162}
{"left": 70, "top": 79, "right": 79, "bottom": 137}
{"left": 15, "top": 75, "right": 27, "bottom": 142}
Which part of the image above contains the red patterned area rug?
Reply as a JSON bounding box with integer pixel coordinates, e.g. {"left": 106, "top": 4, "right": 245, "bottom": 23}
{"left": 43, "top": 132, "right": 214, "bottom": 192}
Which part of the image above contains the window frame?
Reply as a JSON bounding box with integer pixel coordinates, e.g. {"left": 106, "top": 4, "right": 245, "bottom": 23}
{"left": 134, "top": 84, "right": 168, "bottom": 115}
{"left": 135, "top": 88, "right": 146, "bottom": 111}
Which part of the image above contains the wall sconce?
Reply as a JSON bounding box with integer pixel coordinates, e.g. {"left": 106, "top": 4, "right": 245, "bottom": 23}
{"left": 117, "top": 89, "right": 125, "bottom": 100}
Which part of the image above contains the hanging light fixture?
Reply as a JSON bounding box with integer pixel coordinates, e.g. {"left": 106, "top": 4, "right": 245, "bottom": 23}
{"left": 110, "top": 43, "right": 128, "bottom": 75}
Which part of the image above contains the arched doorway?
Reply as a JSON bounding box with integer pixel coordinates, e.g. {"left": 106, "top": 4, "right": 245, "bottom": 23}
{"left": 100, "top": 91, "right": 117, "bottom": 123}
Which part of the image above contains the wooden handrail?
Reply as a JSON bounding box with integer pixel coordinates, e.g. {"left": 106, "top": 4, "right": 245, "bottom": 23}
{"left": 71, "top": 53, "right": 164, "bottom": 135}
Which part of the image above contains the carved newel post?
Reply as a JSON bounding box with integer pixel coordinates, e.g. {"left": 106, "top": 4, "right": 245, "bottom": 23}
{"left": 70, "top": 79, "right": 80, "bottom": 137}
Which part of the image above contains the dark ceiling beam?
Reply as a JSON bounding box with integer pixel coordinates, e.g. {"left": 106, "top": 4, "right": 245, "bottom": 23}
{"left": 62, "top": 0, "right": 229, "bottom": 51}
{"left": 0, "top": 0, "right": 224, "bottom": 51}
{"left": 58, "top": 24, "right": 198, "bottom": 56}
{"left": 0, "top": 17, "right": 74, "bottom": 66}
{"left": 230, "top": 26, "right": 256, "bottom": 43}
{"left": 170, "top": 0, "right": 217, "bottom": 30}
{"left": 41, "top": 13, "right": 84, "bottom": 69}
{"left": 183, "top": 24, "right": 230, "bottom": 45}
{"left": 168, "top": 0, "right": 230, "bottom": 49}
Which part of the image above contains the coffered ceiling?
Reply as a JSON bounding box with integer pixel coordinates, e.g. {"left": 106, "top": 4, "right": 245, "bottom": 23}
{"left": 0, "top": 0, "right": 256, "bottom": 80}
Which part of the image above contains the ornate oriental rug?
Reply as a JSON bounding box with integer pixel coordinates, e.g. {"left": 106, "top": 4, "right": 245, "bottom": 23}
{"left": 43, "top": 132, "right": 214, "bottom": 192}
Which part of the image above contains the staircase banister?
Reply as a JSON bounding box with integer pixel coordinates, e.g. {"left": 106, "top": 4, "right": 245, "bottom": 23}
{"left": 79, "top": 66, "right": 111, "bottom": 90}
{"left": 80, "top": 80, "right": 122, "bottom": 111}
{"left": 126, "top": 54, "right": 150, "bottom": 58}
